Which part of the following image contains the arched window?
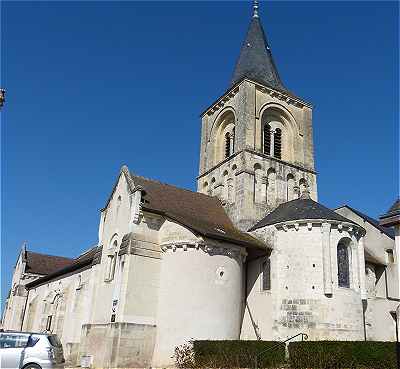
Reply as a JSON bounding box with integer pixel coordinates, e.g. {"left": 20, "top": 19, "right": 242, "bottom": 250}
{"left": 213, "top": 111, "right": 235, "bottom": 164}
{"left": 274, "top": 128, "right": 282, "bottom": 159}
{"left": 263, "top": 124, "right": 271, "bottom": 155}
{"left": 261, "top": 256, "right": 271, "bottom": 291}
{"left": 287, "top": 174, "right": 295, "bottom": 201}
{"left": 203, "top": 181, "right": 210, "bottom": 195}
{"left": 210, "top": 177, "right": 216, "bottom": 196}
{"left": 225, "top": 132, "right": 231, "bottom": 158}
{"left": 299, "top": 178, "right": 308, "bottom": 198}
{"left": 337, "top": 240, "right": 350, "bottom": 288}
{"left": 105, "top": 240, "right": 118, "bottom": 281}
{"left": 26, "top": 296, "right": 38, "bottom": 331}
{"left": 53, "top": 294, "right": 66, "bottom": 337}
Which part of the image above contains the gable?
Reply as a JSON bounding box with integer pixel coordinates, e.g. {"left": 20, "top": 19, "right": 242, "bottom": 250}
{"left": 335, "top": 205, "right": 394, "bottom": 240}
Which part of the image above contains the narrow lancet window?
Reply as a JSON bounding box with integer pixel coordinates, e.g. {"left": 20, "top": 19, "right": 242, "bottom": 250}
{"left": 262, "top": 257, "right": 271, "bottom": 291}
{"left": 274, "top": 128, "right": 282, "bottom": 159}
{"left": 263, "top": 124, "right": 271, "bottom": 155}
{"left": 224, "top": 132, "right": 231, "bottom": 158}
{"left": 337, "top": 241, "right": 350, "bottom": 288}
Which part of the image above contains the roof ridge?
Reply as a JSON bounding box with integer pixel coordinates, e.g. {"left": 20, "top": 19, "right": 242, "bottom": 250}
{"left": 26, "top": 251, "right": 74, "bottom": 260}
{"left": 335, "top": 204, "right": 394, "bottom": 239}
{"left": 130, "top": 172, "right": 216, "bottom": 200}
{"left": 249, "top": 198, "right": 359, "bottom": 231}
{"left": 77, "top": 245, "right": 99, "bottom": 257}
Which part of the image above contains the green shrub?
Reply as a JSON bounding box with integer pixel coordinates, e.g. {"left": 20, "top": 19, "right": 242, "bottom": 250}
{"left": 178, "top": 340, "right": 285, "bottom": 368}
{"left": 289, "top": 341, "right": 397, "bottom": 369}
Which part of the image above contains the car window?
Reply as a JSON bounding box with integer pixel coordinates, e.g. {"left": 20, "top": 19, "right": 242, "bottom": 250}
{"left": 0, "top": 334, "right": 28, "bottom": 349}
{"left": 26, "top": 335, "right": 40, "bottom": 347}
{"left": 47, "top": 335, "right": 62, "bottom": 347}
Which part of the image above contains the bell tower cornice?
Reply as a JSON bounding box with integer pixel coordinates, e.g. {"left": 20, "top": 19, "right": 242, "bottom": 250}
{"left": 201, "top": 79, "right": 312, "bottom": 119}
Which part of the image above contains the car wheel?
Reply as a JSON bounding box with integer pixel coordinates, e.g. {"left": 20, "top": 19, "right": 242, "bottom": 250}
{"left": 23, "top": 364, "right": 42, "bottom": 369}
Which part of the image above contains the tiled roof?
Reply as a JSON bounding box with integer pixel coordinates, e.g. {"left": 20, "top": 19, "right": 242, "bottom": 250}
{"left": 387, "top": 199, "right": 400, "bottom": 214}
{"left": 339, "top": 205, "right": 395, "bottom": 240}
{"left": 379, "top": 199, "right": 400, "bottom": 228}
{"left": 249, "top": 198, "right": 359, "bottom": 231}
{"left": 26, "top": 246, "right": 101, "bottom": 289}
{"left": 129, "top": 172, "right": 266, "bottom": 254}
{"left": 25, "top": 251, "right": 74, "bottom": 276}
{"left": 231, "top": 15, "right": 288, "bottom": 93}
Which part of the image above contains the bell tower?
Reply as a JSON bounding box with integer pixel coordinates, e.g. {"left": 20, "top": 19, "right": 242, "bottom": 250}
{"left": 197, "top": 1, "right": 318, "bottom": 231}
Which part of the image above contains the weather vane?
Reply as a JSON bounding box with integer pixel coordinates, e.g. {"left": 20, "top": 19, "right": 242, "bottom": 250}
{"left": 253, "top": 0, "right": 259, "bottom": 18}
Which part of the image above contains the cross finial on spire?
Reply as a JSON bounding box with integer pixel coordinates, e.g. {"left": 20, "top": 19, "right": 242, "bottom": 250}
{"left": 253, "top": 0, "right": 259, "bottom": 18}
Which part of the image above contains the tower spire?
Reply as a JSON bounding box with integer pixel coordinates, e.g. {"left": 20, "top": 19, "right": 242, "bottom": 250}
{"left": 253, "top": 0, "right": 259, "bottom": 18}
{"left": 230, "top": 1, "right": 288, "bottom": 93}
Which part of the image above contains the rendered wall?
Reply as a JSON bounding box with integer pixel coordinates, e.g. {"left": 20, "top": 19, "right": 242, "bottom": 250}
{"left": 22, "top": 265, "right": 95, "bottom": 364}
{"left": 152, "top": 239, "right": 246, "bottom": 367}
{"left": 245, "top": 223, "right": 365, "bottom": 341}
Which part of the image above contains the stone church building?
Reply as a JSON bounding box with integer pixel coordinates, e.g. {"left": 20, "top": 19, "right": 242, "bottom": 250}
{"left": 2, "top": 3, "right": 399, "bottom": 368}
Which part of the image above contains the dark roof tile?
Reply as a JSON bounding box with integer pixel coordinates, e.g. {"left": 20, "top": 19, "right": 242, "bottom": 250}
{"left": 130, "top": 172, "right": 266, "bottom": 254}
{"left": 26, "top": 246, "right": 100, "bottom": 288}
{"left": 250, "top": 198, "right": 359, "bottom": 231}
{"left": 25, "top": 252, "right": 74, "bottom": 276}
{"left": 231, "top": 16, "right": 288, "bottom": 93}
{"left": 340, "top": 205, "right": 395, "bottom": 240}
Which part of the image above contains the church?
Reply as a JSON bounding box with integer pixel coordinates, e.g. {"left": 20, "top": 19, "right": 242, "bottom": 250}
{"left": 2, "top": 3, "right": 399, "bottom": 368}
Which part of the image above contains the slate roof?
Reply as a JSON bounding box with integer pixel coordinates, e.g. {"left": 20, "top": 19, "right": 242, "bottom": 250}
{"left": 379, "top": 199, "right": 400, "bottom": 227}
{"left": 129, "top": 172, "right": 266, "bottom": 254}
{"left": 249, "top": 198, "right": 359, "bottom": 231}
{"left": 231, "top": 15, "right": 288, "bottom": 93}
{"left": 338, "top": 205, "right": 395, "bottom": 240}
{"left": 387, "top": 199, "right": 400, "bottom": 215}
{"left": 24, "top": 251, "right": 74, "bottom": 276}
{"left": 26, "top": 246, "right": 101, "bottom": 289}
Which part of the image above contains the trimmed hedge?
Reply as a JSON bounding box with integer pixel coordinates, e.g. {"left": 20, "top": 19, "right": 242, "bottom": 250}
{"left": 192, "top": 340, "right": 286, "bottom": 368}
{"left": 289, "top": 341, "right": 397, "bottom": 369}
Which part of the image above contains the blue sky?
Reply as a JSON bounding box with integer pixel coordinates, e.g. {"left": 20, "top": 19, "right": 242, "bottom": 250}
{"left": 1, "top": 1, "right": 398, "bottom": 305}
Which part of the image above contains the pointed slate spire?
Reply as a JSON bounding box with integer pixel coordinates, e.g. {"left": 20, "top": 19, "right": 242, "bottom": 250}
{"left": 231, "top": 2, "right": 287, "bottom": 93}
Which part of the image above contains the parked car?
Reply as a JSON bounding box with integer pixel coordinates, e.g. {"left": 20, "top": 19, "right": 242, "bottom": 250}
{"left": 0, "top": 331, "right": 65, "bottom": 369}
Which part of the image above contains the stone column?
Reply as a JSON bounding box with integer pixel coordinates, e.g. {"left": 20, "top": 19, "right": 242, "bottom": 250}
{"left": 358, "top": 235, "right": 367, "bottom": 299}
{"left": 270, "top": 130, "right": 275, "bottom": 157}
{"left": 322, "top": 223, "right": 332, "bottom": 295}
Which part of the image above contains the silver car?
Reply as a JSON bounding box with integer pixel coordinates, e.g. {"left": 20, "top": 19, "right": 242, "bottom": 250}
{"left": 0, "top": 331, "right": 65, "bottom": 369}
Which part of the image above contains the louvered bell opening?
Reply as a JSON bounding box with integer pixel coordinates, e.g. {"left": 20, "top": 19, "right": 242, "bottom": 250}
{"left": 263, "top": 124, "right": 271, "bottom": 155}
{"left": 225, "top": 132, "right": 231, "bottom": 159}
{"left": 274, "top": 128, "right": 282, "bottom": 159}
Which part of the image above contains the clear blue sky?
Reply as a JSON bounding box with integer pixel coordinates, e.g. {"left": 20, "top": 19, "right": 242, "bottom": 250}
{"left": 1, "top": 1, "right": 398, "bottom": 304}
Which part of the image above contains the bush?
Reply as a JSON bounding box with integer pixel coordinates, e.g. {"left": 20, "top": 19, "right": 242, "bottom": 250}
{"left": 289, "top": 341, "right": 397, "bottom": 369}
{"left": 175, "top": 340, "right": 286, "bottom": 368}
